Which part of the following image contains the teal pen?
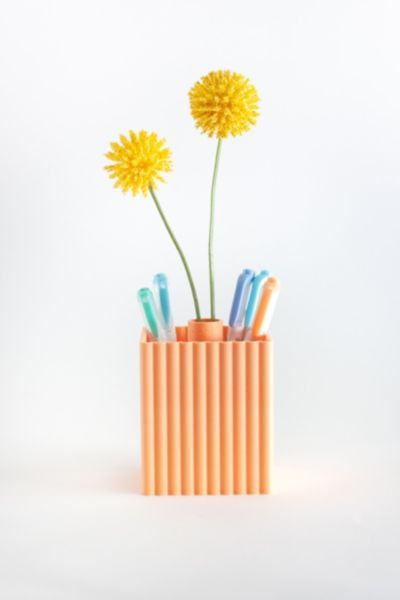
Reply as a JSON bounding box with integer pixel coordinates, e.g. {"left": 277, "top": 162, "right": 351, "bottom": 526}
{"left": 153, "top": 273, "right": 176, "bottom": 342}
{"left": 137, "top": 288, "right": 164, "bottom": 341}
{"left": 243, "top": 270, "right": 270, "bottom": 340}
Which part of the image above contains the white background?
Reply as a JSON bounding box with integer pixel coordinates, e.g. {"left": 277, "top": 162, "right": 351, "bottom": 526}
{"left": 1, "top": 0, "right": 400, "bottom": 598}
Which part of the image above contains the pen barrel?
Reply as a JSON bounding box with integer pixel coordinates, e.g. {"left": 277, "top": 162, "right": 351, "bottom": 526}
{"left": 228, "top": 327, "right": 244, "bottom": 341}
{"left": 164, "top": 325, "right": 177, "bottom": 342}
{"left": 243, "top": 327, "right": 252, "bottom": 341}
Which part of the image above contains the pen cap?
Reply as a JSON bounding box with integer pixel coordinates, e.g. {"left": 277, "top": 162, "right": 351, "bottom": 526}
{"left": 153, "top": 273, "right": 173, "bottom": 329}
{"left": 244, "top": 270, "right": 270, "bottom": 328}
{"left": 252, "top": 276, "right": 280, "bottom": 337}
{"left": 229, "top": 269, "right": 255, "bottom": 327}
{"left": 137, "top": 288, "right": 162, "bottom": 340}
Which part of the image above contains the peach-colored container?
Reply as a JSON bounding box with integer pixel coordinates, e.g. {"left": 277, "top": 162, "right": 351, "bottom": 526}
{"left": 140, "top": 322, "right": 273, "bottom": 495}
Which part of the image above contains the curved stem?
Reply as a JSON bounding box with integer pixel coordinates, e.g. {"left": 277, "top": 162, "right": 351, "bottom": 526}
{"left": 149, "top": 186, "right": 201, "bottom": 319}
{"left": 208, "top": 138, "right": 222, "bottom": 319}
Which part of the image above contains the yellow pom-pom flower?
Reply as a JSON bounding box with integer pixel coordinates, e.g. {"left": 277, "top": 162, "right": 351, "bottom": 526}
{"left": 104, "top": 130, "right": 172, "bottom": 196}
{"left": 189, "top": 70, "right": 260, "bottom": 139}
{"left": 104, "top": 127, "right": 201, "bottom": 317}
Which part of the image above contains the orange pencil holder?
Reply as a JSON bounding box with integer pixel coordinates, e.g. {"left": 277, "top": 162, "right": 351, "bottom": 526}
{"left": 140, "top": 319, "right": 273, "bottom": 495}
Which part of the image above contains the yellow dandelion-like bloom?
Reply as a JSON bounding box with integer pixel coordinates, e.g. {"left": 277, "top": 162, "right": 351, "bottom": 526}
{"left": 104, "top": 128, "right": 201, "bottom": 317}
{"left": 189, "top": 70, "right": 260, "bottom": 139}
{"left": 104, "top": 130, "right": 172, "bottom": 196}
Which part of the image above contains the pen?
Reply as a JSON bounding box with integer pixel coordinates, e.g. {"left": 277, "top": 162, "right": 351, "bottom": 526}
{"left": 153, "top": 273, "right": 176, "bottom": 342}
{"left": 252, "top": 276, "right": 280, "bottom": 338}
{"left": 137, "top": 287, "right": 163, "bottom": 341}
{"left": 227, "top": 269, "right": 255, "bottom": 341}
{"left": 243, "top": 270, "right": 270, "bottom": 340}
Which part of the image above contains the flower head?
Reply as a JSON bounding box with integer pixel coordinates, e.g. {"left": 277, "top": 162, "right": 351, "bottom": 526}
{"left": 189, "top": 70, "right": 260, "bottom": 139}
{"left": 105, "top": 130, "right": 172, "bottom": 196}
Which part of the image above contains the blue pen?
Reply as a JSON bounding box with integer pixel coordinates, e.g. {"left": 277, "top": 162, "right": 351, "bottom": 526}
{"left": 227, "top": 269, "right": 255, "bottom": 341}
{"left": 153, "top": 273, "right": 176, "bottom": 342}
{"left": 243, "top": 270, "right": 270, "bottom": 340}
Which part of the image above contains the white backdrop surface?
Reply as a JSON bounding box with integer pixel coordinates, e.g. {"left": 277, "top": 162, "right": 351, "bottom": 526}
{"left": 0, "top": 1, "right": 399, "bottom": 598}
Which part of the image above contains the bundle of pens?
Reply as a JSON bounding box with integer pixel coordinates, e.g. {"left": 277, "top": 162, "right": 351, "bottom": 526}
{"left": 105, "top": 70, "right": 279, "bottom": 495}
{"left": 137, "top": 269, "right": 279, "bottom": 343}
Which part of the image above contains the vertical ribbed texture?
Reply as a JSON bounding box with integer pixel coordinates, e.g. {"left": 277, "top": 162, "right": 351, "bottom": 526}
{"left": 140, "top": 329, "right": 273, "bottom": 495}
{"left": 154, "top": 343, "right": 168, "bottom": 494}
{"left": 233, "top": 342, "right": 247, "bottom": 494}
{"left": 260, "top": 341, "right": 273, "bottom": 493}
{"left": 167, "top": 343, "right": 180, "bottom": 494}
{"left": 246, "top": 342, "right": 260, "bottom": 493}
{"left": 180, "top": 342, "right": 194, "bottom": 494}
{"left": 193, "top": 342, "right": 207, "bottom": 494}
{"left": 206, "top": 342, "right": 220, "bottom": 494}
{"left": 140, "top": 342, "right": 155, "bottom": 495}
{"left": 220, "top": 343, "right": 233, "bottom": 494}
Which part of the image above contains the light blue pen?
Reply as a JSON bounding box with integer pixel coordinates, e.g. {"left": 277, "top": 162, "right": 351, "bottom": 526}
{"left": 153, "top": 273, "right": 176, "bottom": 342}
{"left": 137, "top": 288, "right": 164, "bottom": 341}
{"left": 243, "top": 270, "right": 270, "bottom": 340}
{"left": 227, "top": 269, "right": 255, "bottom": 341}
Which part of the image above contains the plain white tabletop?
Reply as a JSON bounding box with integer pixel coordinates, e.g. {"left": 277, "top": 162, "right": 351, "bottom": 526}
{"left": 1, "top": 448, "right": 399, "bottom": 600}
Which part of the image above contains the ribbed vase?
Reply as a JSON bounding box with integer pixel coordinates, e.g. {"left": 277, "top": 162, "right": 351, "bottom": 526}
{"left": 140, "top": 325, "right": 273, "bottom": 495}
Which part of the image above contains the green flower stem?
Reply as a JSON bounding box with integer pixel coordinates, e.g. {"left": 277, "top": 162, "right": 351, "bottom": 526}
{"left": 149, "top": 186, "right": 201, "bottom": 319}
{"left": 208, "top": 138, "right": 222, "bottom": 319}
